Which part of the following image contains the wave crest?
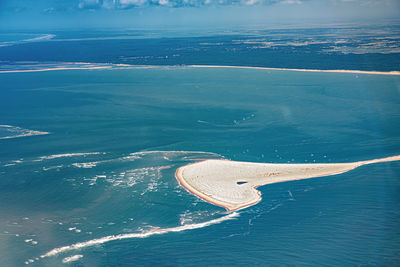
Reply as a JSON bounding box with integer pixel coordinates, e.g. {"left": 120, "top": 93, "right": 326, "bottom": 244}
{"left": 0, "top": 125, "right": 49, "bottom": 140}
{"left": 40, "top": 212, "right": 239, "bottom": 259}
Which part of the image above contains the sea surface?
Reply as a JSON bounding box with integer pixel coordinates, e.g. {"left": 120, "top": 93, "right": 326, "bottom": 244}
{"left": 0, "top": 65, "right": 399, "bottom": 266}
{"left": 1, "top": 24, "right": 400, "bottom": 71}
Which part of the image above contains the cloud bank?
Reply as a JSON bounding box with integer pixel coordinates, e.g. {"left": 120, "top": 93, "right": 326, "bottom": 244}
{"left": 76, "top": 0, "right": 285, "bottom": 8}
{"left": 1, "top": 0, "right": 399, "bottom": 30}
{"left": 72, "top": 0, "right": 399, "bottom": 9}
{"left": 2, "top": 0, "right": 398, "bottom": 12}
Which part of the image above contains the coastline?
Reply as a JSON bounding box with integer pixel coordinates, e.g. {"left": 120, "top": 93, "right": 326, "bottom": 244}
{"left": 188, "top": 65, "right": 400, "bottom": 76}
{"left": 175, "top": 162, "right": 250, "bottom": 211}
{"left": 0, "top": 66, "right": 112, "bottom": 73}
{"left": 0, "top": 62, "right": 399, "bottom": 75}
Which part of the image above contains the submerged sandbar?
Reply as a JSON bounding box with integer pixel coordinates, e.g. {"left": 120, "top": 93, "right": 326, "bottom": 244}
{"left": 176, "top": 155, "right": 400, "bottom": 211}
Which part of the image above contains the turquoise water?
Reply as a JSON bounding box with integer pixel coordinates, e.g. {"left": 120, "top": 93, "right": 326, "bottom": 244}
{"left": 0, "top": 66, "right": 399, "bottom": 266}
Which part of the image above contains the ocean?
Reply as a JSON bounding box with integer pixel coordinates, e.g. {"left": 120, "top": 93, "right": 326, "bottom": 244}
{"left": 0, "top": 65, "right": 399, "bottom": 266}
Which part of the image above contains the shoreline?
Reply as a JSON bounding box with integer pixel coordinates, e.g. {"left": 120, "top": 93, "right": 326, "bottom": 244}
{"left": 0, "top": 62, "right": 399, "bottom": 75}
{"left": 175, "top": 156, "right": 400, "bottom": 211}
{"left": 175, "top": 162, "right": 262, "bottom": 211}
{"left": 0, "top": 66, "right": 112, "bottom": 73}
{"left": 175, "top": 163, "right": 246, "bottom": 211}
{"left": 187, "top": 65, "right": 400, "bottom": 75}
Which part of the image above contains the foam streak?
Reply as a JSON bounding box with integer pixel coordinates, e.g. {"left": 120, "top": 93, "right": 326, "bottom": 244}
{"left": 38, "top": 153, "right": 101, "bottom": 160}
{"left": 41, "top": 212, "right": 238, "bottom": 258}
{"left": 0, "top": 125, "right": 49, "bottom": 139}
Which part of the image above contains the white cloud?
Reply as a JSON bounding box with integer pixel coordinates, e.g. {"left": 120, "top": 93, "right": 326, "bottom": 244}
{"left": 75, "top": 0, "right": 307, "bottom": 8}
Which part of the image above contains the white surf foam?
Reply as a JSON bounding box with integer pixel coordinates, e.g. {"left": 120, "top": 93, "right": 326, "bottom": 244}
{"left": 62, "top": 255, "right": 83, "bottom": 263}
{"left": 0, "top": 131, "right": 49, "bottom": 139}
{"left": 40, "top": 212, "right": 239, "bottom": 259}
{"left": 39, "top": 152, "right": 100, "bottom": 160}
{"left": 179, "top": 210, "right": 221, "bottom": 225}
{"left": 23, "top": 34, "right": 56, "bottom": 42}
{"left": 128, "top": 151, "right": 223, "bottom": 162}
{"left": 0, "top": 125, "right": 49, "bottom": 140}
{"left": 107, "top": 166, "right": 171, "bottom": 188}
{"left": 72, "top": 162, "right": 98, "bottom": 168}
{"left": 0, "top": 34, "right": 55, "bottom": 48}
{"left": 38, "top": 152, "right": 102, "bottom": 160}
{"left": 24, "top": 239, "right": 38, "bottom": 245}
{"left": 131, "top": 150, "right": 221, "bottom": 156}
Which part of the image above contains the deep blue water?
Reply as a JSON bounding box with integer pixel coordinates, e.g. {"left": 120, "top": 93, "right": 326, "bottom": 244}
{"left": 1, "top": 25, "right": 400, "bottom": 71}
{"left": 0, "top": 66, "right": 399, "bottom": 266}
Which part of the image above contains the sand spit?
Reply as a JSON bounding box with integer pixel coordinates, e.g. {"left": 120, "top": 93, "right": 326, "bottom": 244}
{"left": 188, "top": 65, "right": 400, "bottom": 76}
{"left": 176, "top": 155, "right": 400, "bottom": 211}
{"left": 1, "top": 63, "right": 399, "bottom": 75}
{"left": 0, "top": 66, "right": 111, "bottom": 73}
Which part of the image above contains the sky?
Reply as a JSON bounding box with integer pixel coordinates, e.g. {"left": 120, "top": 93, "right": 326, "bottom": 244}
{"left": 0, "top": 0, "right": 399, "bottom": 30}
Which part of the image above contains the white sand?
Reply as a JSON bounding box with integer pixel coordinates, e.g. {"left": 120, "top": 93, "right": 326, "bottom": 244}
{"left": 188, "top": 65, "right": 400, "bottom": 75}
{"left": 0, "top": 66, "right": 111, "bottom": 73}
{"left": 176, "top": 155, "right": 400, "bottom": 211}
{"left": 2, "top": 64, "right": 398, "bottom": 75}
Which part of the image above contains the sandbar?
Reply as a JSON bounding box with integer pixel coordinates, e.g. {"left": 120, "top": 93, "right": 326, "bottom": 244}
{"left": 2, "top": 63, "right": 399, "bottom": 75}
{"left": 0, "top": 66, "right": 111, "bottom": 74}
{"left": 176, "top": 155, "right": 400, "bottom": 211}
{"left": 188, "top": 65, "right": 400, "bottom": 75}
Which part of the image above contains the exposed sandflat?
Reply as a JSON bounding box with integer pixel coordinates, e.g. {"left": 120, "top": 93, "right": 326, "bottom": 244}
{"left": 188, "top": 65, "right": 400, "bottom": 75}
{"left": 176, "top": 155, "right": 400, "bottom": 211}
{"left": 2, "top": 64, "right": 398, "bottom": 75}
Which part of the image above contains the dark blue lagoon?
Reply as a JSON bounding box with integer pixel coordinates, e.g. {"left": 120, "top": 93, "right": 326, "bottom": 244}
{"left": 0, "top": 66, "right": 399, "bottom": 266}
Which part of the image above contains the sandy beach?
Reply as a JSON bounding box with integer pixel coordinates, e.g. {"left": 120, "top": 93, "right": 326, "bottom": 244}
{"left": 2, "top": 63, "right": 399, "bottom": 75}
{"left": 0, "top": 66, "right": 112, "bottom": 74}
{"left": 188, "top": 65, "right": 400, "bottom": 75}
{"left": 176, "top": 156, "right": 400, "bottom": 211}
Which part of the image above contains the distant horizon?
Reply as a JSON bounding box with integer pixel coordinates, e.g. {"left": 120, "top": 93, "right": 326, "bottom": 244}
{"left": 2, "top": 19, "right": 400, "bottom": 34}
{"left": 1, "top": 0, "right": 400, "bottom": 30}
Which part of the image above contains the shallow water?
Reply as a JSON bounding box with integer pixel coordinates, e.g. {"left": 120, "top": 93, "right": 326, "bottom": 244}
{"left": 0, "top": 66, "right": 399, "bottom": 266}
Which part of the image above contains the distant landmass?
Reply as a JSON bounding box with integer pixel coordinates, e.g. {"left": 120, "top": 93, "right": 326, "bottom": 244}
{"left": 1, "top": 25, "right": 400, "bottom": 71}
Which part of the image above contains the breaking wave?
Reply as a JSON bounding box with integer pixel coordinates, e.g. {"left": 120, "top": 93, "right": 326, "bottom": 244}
{"left": 11, "top": 150, "right": 229, "bottom": 265}
{"left": 37, "top": 152, "right": 102, "bottom": 161}
{"left": 0, "top": 125, "right": 49, "bottom": 140}
{"left": 62, "top": 255, "right": 83, "bottom": 263}
{"left": 0, "top": 34, "right": 55, "bottom": 48}
{"left": 40, "top": 212, "right": 239, "bottom": 259}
